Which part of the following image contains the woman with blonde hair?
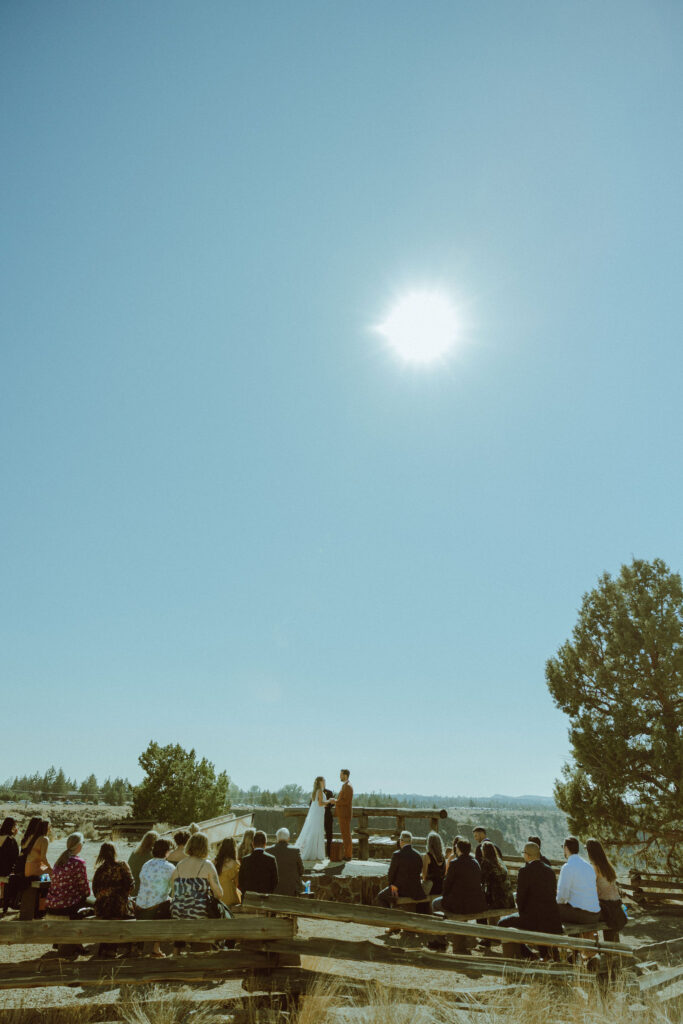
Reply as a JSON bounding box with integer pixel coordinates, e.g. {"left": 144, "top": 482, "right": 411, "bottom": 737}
{"left": 170, "top": 832, "right": 229, "bottom": 953}
{"left": 127, "top": 830, "right": 159, "bottom": 896}
{"left": 422, "top": 830, "right": 445, "bottom": 896}
{"left": 237, "top": 828, "right": 255, "bottom": 861}
{"left": 294, "top": 776, "right": 332, "bottom": 864}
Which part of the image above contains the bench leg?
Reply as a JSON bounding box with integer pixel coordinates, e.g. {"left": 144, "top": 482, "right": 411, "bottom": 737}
{"left": 19, "top": 886, "right": 39, "bottom": 921}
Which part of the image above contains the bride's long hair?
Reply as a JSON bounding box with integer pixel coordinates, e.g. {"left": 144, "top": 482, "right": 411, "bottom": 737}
{"left": 311, "top": 776, "right": 325, "bottom": 801}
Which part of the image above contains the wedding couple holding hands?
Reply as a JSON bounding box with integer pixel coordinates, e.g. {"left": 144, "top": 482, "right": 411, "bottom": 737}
{"left": 295, "top": 769, "right": 353, "bottom": 863}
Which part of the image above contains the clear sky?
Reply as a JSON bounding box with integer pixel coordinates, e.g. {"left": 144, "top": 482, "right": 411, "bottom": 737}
{"left": 2, "top": 1, "right": 682, "bottom": 798}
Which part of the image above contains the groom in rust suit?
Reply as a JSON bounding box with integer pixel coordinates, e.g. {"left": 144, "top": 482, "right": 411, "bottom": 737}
{"left": 335, "top": 769, "right": 354, "bottom": 861}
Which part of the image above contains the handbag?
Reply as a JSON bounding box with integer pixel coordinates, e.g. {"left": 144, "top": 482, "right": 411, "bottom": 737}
{"left": 599, "top": 898, "right": 628, "bottom": 931}
{"left": 422, "top": 879, "right": 433, "bottom": 896}
{"left": 206, "top": 893, "right": 231, "bottom": 919}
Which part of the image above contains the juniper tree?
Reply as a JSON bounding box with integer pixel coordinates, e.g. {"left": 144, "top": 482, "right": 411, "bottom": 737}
{"left": 546, "top": 558, "right": 683, "bottom": 871}
{"left": 132, "top": 742, "right": 230, "bottom": 824}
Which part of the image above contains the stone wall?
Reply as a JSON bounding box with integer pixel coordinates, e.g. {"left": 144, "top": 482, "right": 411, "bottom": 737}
{"left": 308, "top": 869, "right": 388, "bottom": 906}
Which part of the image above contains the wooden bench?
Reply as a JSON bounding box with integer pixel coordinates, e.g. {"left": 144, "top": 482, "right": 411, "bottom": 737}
{"left": 0, "top": 876, "right": 10, "bottom": 915}
{"left": 563, "top": 920, "right": 622, "bottom": 943}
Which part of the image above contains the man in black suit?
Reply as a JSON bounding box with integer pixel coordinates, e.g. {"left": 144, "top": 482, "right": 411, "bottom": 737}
{"left": 376, "top": 831, "right": 430, "bottom": 914}
{"left": 267, "top": 828, "right": 304, "bottom": 896}
{"left": 323, "top": 787, "right": 335, "bottom": 858}
{"left": 433, "top": 837, "right": 487, "bottom": 916}
{"left": 238, "top": 830, "right": 278, "bottom": 896}
{"left": 498, "top": 842, "right": 563, "bottom": 956}
{"left": 528, "top": 835, "right": 552, "bottom": 867}
{"left": 472, "top": 826, "right": 502, "bottom": 863}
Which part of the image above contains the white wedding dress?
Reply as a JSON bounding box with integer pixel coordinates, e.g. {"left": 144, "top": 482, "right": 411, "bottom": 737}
{"left": 294, "top": 793, "right": 326, "bottom": 862}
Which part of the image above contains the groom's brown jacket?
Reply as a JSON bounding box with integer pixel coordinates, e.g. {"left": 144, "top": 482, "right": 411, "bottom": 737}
{"left": 335, "top": 782, "right": 353, "bottom": 815}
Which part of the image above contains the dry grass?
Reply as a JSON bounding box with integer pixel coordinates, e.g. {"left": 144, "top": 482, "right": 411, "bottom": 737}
{"left": 293, "top": 973, "right": 683, "bottom": 1024}
{"left": 1, "top": 977, "right": 681, "bottom": 1024}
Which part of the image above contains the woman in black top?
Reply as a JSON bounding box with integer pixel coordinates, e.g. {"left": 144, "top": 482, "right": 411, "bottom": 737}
{"left": 422, "top": 831, "right": 445, "bottom": 896}
{"left": 0, "top": 818, "right": 19, "bottom": 873}
{"left": 0, "top": 817, "right": 20, "bottom": 913}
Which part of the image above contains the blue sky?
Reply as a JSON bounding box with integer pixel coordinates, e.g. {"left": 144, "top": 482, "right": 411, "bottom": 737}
{"left": 2, "top": 1, "right": 682, "bottom": 797}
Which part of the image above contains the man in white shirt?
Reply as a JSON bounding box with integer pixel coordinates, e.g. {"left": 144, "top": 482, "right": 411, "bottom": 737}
{"left": 556, "top": 836, "right": 600, "bottom": 924}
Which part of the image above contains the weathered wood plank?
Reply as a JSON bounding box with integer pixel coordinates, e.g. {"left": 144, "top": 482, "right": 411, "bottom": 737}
{"left": 626, "top": 879, "right": 683, "bottom": 890}
{"left": 284, "top": 807, "right": 448, "bottom": 820}
{"left": 245, "top": 937, "right": 584, "bottom": 981}
{"left": 0, "top": 917, "right": 293, "bottom": 945}
{"left": 633, "top": 935, "right": 683, "bottom": 963}
{"left": 241, "top": 893, "right": 632, "bottom": 956}
{"left": 638, "top": 964, "right": 683, "bottom": 993}
{"left": 0, "top": 950, "right": 278, "bottom": 990}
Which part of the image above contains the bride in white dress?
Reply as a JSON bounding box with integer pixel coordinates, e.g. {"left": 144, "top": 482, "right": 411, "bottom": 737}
{"left": 295, "top": 776, "right": 332, "bottom": 863}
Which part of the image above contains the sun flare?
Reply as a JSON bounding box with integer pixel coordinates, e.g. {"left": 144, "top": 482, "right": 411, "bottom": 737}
{"left": 375, "top": 289, "right": 460, "bottom": 365}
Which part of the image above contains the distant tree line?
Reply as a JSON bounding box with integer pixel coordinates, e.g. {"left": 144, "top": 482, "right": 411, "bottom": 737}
{"left": 0, "top": 767, "right": 132, "bottom": 805}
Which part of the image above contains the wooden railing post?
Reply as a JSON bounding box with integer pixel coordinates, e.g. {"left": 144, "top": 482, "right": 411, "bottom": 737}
{"left": 395, "top": 814, "right": 406, "bottom": 850}
{"left": 358, "top": 812, "right": 369, "bottom": 860}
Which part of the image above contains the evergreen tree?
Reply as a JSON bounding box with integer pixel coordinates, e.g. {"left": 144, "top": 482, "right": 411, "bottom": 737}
{"left": 546, "top": 558, "right": 683, "bottom": 871}
{"left": 79, "top": 774, "right": 99, "bottom": 800}
{"left": 52, "top": 768, "right": 69, "bottom": 796}
{"left": 132, "top": 742, "right": 230, "bottom": 823}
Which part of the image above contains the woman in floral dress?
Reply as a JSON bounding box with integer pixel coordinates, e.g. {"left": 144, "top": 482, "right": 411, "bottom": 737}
{"left": 92, "top": 842, "right": 135, "bottom": 958}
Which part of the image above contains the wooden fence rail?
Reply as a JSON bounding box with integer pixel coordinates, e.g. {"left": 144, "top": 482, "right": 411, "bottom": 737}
{"left": 0, "top": 889, "right": 634, "bottom": 994}
{"left": 0, "top": 917, "right": 293, "bottom": 946}
{"left": 241, "top": 892, "right": 633, "bottom": 957}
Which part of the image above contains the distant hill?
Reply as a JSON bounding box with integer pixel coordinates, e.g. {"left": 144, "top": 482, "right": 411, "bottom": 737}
{"left": 490, "top": 795, "right": 557, "bottom": 807}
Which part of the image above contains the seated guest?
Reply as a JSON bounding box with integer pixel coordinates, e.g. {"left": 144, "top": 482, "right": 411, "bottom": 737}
{"left": 45, "top": 832, "right": 91, "bottom": 955}
{"left": 528, "top": 835, "right": 552, "bottom": 866}
{"left": 237, "top": 828, "right": 256, "bottom": 862}
{"left": 127, "top": 831, "right": 159, "bottom": 897}
{"left": 422, "top": 831, "right": 445, "bottom": 897}
{"left": 214, "top": 838, "right": 241, "bottom": 906}
{"left": 586, "top": 838, "right": 627, "bottom": 931}
{"left": 0, "top": 817, "right": 19, "bottom": 873}
{"left": 0, "top": 818, "right": 19, "bottom": 913}
{"left": 267, "top": 828, "right": 304, "bottom": 897}
{"left": 499, "top": 842, "right": 563, "bottom": 952}
{"left": 136, "top": 838, "right": 175, "bottom": 958}
{"left": 170, "top": 832, "right": 228, "bottom": 954}
{"left": 6, "top": 817, "right": 42, "bottom": 911}
{"left": 433, "top": 837, "right": 487, "bottom": 917}
{"left": 46, "top": 832, "right": 90, "bottom": 915}
{"left": 556, "top": 836, "right": 600, "bottom": 925}
{"left": 472, "top": 827, "right": 502, "bottom": 863}
{"left": 24, "top": 820, "right": 52, "bottom": 878}
{"left": 167, "top": 830, "right": 190, "bottom": 864}
{"left": 92, "top": 842, "right": 135, "bottom": 959}
{"left": 376, "top": 831, "right": 430, "bottom": 914}
{"left": 480, "top": 840, "right": 515, "bottom": 910}
{"left": 238, "top": 830, "right": 278, "bottom": 897}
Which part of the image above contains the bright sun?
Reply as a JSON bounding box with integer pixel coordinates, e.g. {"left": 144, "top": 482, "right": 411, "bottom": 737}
{"left": 375, "top": 289, "right": 460, "bottom": 366}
